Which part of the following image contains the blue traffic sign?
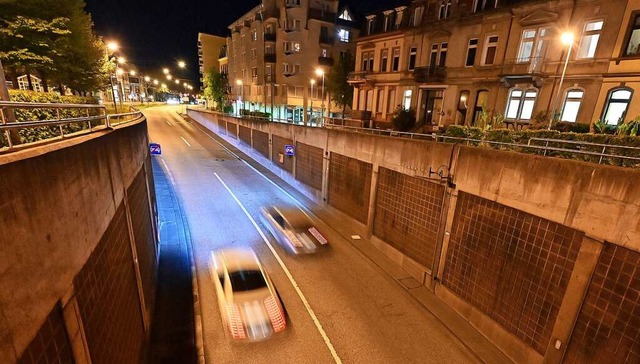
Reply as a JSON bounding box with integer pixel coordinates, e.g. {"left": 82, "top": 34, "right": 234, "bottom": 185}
{"left": 150, "top": 143, "right": 162, "bottom": 155}
{"left": 284, "top": 144, "right": 295, "bottom": 156}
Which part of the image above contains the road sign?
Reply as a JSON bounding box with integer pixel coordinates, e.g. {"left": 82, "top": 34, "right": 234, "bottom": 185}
{"left": 284, "top": 144, "right": 295, "bottom": 156}
{"left": 150, "top": 143, "right": 162, "bottom": 155}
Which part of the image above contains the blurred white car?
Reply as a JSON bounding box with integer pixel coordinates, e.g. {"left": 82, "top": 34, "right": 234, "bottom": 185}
{"left": 209, "top": 248, "right": 286, "bottom": 341}
{"left": 260, "top": 206, "right": 329, "bottom": 254}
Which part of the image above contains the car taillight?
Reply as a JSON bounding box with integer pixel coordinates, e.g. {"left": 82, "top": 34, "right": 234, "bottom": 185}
{"left": 264, "top": 296, "right": 286, "bottom": 332}
{"left": 226, "top": 303, "right": 246, "bottom": 339}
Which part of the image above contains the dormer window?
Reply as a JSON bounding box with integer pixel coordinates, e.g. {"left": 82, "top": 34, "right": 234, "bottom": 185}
{"left": 395, "top": 6, "right": 406, "bottom": 29}
{"left": 383, "top": 10, "right": 394, "bottom": 32}
{"left": 338, "top": 9, "right": 352, "bottom": 21}
{"left": 413, "top": 7, "right": 424, "bottom": 26}
{"left": 366, "top": 16, "right": 376, "bottom": 35}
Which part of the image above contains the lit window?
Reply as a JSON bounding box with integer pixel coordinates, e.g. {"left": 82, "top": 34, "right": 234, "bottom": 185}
{"left": 577, "top": 20, "right": 603, "bottom": 59}
{"left": 602, "top": 88, "right": 632, "bottom": 124}
{"left": 403, "top": 90, "right": 412, "bottom": 110}
{"left": 505, "top": 88, "right": 537, "bottom": 120}
{"left": 517, "top": 28, "right": 550, "bottom": 63}
{"left": 560, "top": 89, "right": 584, "bottom": 122}
{"left": 338, "top": 29, "right": 350, "bottom": 42}
{"left": 338, "top": 9, "right": 352, "bottom": 21}
{"left": 623, "top": 13, "right": 640, "bottom": 56}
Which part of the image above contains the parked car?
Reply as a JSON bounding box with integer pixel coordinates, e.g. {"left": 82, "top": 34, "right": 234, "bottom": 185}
{"left": 260, "top": 206, "right": 329, "bottom": 254}
{"left": 209, "top": 248, "right": 287, "bottom": 340}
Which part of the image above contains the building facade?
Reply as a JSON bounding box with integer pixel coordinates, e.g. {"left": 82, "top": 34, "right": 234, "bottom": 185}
{"left": 349, "top": 0, "right": 640, "bottom": 129}
{"left": 198, "top": 32, "right": 227, "bottom": 91}
{"left": 223, "top": 0, "right": 358, "bottom": 123}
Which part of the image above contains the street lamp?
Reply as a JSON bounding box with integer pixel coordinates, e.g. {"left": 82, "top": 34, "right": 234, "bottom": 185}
{"left": 118, "top": 57, "right": 126, "bottom": 64}
{"left": 107, "top": 42, "right": 119, "bottom": 52}
{"left": 178, "top": 60, "right": 186, "bottom": 69}
{"left": 549, "top": 31, "right": 574, "bottom": 130}
{"left": 236, "top": 79, "right": 244, "bottom": 115}
{"left": 315, "top": 68, "right": 325, "bottom": 124}
{"left": 175, "top": 79, "right": 180, "bottom": 84}
{"left": 104, "top": 41, "right": 119, "bottom": 113}
{"left": 163, "top": 68, "right": 170, "bottom": 74}
{"left": 310, "top": 79, "right": 316, "bottom": 124}
{"left": 129, "top": 70, "right": 136, "bottom": 76}
{"left": 166, "top": 74, "right": 172, "bottom": 80}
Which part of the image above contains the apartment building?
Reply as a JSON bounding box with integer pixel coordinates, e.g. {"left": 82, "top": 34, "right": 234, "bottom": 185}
{"left": 349, "top": 0, "right": 640, "bottom": 128}
{"left": 224, "top": 0, "right": 358, "bottom": 123}
{"left": 198, "top": 32, "right": 227, "bottom": 91}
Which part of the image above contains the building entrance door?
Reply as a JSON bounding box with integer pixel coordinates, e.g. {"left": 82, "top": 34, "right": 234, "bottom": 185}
{"left": 419, "top": 89, "right": 443, "bottom": 125}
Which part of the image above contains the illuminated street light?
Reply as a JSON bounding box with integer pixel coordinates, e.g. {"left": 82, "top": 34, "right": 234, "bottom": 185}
{"left": 163, "top": 68, "right": 170, "bottom": 74}
{"left": 236, "top": 79, "right": 244, "bottom": 115}
{"left": 153, "top": 79, "right": 159, "bottom": 85}
{"left": 144, "top": 76, "right": 151, "bottom": 82}
{"left": 549, "top": 31, "right": 575, "bottom": 129}
{"left": 129, "top": 70, "right": 136, "bottom": 76}
{"left": 161, "top": 83, "right": 167, "bottom": 88}
{"left": 118, "top": 57, "right": 126, "bottom": 64}
{"left": 178, "top": 60, "right": 186, "bottom": 68}
{"left": 315, "top": 68, "right": 325, "bottom": 123}
{"left": 166, "top": 75, "right": 172, "bottom": 80}
{"left": 116, "top": 69, "right": 124, "bottom": 75}
{"left": 107, "top": 41, "right": 119, "bottom": 52}
{"left": 175, "top": 79, "right": 180, "bottom": 84}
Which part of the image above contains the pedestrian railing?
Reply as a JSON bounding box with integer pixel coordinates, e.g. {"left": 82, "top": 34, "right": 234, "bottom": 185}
{"left": 0, "top": 101, "right": 143, "bottom": 151}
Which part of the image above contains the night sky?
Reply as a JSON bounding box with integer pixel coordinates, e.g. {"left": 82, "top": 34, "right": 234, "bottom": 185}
{"left": 85, "top": 0, "right": 405, "bottom": 83}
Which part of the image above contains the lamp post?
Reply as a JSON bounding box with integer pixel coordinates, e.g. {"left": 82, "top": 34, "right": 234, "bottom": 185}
{"left": 105, "top": 41, "right": 119, "bottom": 113}
{"left": 549, "top": 32, "right": 574, "bottom": 130}
{"left": 310, "top": 79, "right": 316, "bottom": 124}
{"left": 236, "top": 79, "right": 244, "bottom": 116}
{"left": 315, "top": 68, "right": 325, "bottom": 125}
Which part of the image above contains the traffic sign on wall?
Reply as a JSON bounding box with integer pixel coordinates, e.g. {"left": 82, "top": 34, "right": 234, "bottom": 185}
{"left": 284, "top": 144, "right": 295, "bottom": 156}
{"left": 150, "top": 143, "right": 162, "bottom": 155}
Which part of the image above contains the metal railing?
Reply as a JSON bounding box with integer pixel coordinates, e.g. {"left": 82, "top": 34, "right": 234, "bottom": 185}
{"left": 0, "top": 101, "right": 143, "bottom": 151}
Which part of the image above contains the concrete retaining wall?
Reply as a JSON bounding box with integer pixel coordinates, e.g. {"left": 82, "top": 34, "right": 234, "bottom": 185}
{"left": 0, "top": 120, "right": 158, "bottom": 363}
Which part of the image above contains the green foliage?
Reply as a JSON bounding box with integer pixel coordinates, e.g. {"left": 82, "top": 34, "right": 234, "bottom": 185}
{"left": 475, "top": 102, "right": 505, "bottom": 131}
{"left": 203, "top": 68, "right": 228, "bottom": 111}
{"left": 391, "top": 107, "right": 416, "bottom": 132}
{"left": 240, "top": 110, "right": 271, "bottom": 119}
{"left": 552, "top": 121, "right": 590, "bottom": 133}
{"left": 1, "top": 89, "right": 100, "bottom": 147}
{"left": 593, "top": 118, "right": 609, "bottom": 134}
{"left": 326, "top": 52, "right": 354, "bottom": 115}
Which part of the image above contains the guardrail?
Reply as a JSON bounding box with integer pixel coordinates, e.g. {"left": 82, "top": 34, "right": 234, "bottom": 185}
{"left": 0, "top": 101, "right": 143, "bottom": 151}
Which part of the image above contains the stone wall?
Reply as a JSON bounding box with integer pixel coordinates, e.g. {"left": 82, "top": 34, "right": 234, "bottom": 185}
{"left": 187, "top": 109, "right": 640, "bottom": 364}
{"left": 0, "top": 120, "right": 158, "bottom": 363}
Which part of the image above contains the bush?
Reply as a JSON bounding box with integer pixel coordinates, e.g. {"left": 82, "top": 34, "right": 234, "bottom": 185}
{"left": 392, "top": 107, "right": 416, "bottom": 132}
{"left": 2, "top": 90, "right": 101, "bottom": 147}
{"left": 552, "top": 121, "right": 590, "bottom": 133}
{"left": 240, "top": 109, "right": 271, "bottom": 119}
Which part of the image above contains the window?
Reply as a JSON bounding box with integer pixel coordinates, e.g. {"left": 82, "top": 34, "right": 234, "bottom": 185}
{"left": 338, "top": 9, "right": 352, "bottom": 21}
{"left": 286, "top": 0, "right": 301, "bottom": 6}
{"left": 517, "top": 27, "right": 550, "bottom": 63}
{"left": 602, "top": 88, "right": 632, "bottom": 124}
{"left": 381, "top": 49, "right": 389, "bottom": 72}
{"left": 408, "top": 47, "right": 417, "bottom": 71}
{"left": 340, "top": 50, "right": 348, "bottom": 59}
{"left": 251, "top": 48, "right": 257, "bottom": 59}
{"left": 430, "top": 42, "right": 447, "bottom": 67}
{"left": 367, "top": 17, "right": 376, "bottom": 35}
{"left": 321, "top": 48, "right": 328, "bottom": 57}
{"left": 466, "top": 38, "right": 478, "bottom": 66}
{"left": 383, "top": 12, "right": 393, "bottom": 31}
{"left": 392, "top": 48, "right": 400, "bottom": 71}
{"left": 403, "top": 90, "right": 413, "bottom": 110}
{"left": 577, "top": 20, "right": 603, "bottom": 59}
{"left": 438, "top": 0, "right": 451, "bottom": 20}
{"left": 265, "top": 44, "right": 274, "bottom": 54}
{"left": 388, "top": 88, "right": 396, "bottom": 112}
{"left": 377, "top": 89, "right": 384, "bottom": 113}
{"left": 413, "top": 7, "right": 424, "bottom": 26}
{"left": 624, "top": 12, "right": 640, "bottom": 56}
{"left": 439, "top": 42, "right": 448, "bottom": 66}
{"left": 473, "top": 0, "right": 497, "bottom": 13}
{"left": 430, "top": 43, "right": 439, "bottom": 67}
{"left": 338, "top": 29, "right": 350, "bottom": 42}
{"left": 251, "top": 29, "right": 258, "bottom": 41}
{"left": 283, "top": 63, "right": 291, "bottom": 74}
{"left": 252, "top": 67, "right": 258, "bottom": 78}
{"left": 560, "top": 89, "right": 584, "bottom": 122}
{"left": 395, "top": 8, "right": 405, "bottom": 29}
{"left": 505, "top": 88, "right": 537, "bottom": 120}
{"left": 483, "top": 35, "right": 498, "bottom": 65}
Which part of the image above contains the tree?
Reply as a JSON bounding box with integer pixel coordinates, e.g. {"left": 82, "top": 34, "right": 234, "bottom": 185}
{"left": 392, "top": 106, "right": 416, "bottom": 132}
{"left": 203, "top": 68, "right": 228, "bottom": 111}
{"left": 326, "top": 52, "right": 354, "bottom": 117}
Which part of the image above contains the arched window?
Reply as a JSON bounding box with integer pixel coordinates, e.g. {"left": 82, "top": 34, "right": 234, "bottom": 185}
{"left": 505, "top": 88, "right": 537, "bottom": 120}
{"left": 602, "top": 88, "right": 633, "bottom": 125}
{"left": 560, "top": 89, "right": 584, "bottom": 122}
{"left": 472, "top": 90, "right": 488, "bottom": 125}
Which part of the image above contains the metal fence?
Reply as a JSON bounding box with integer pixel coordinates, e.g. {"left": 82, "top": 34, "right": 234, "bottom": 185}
{"left": 0, "top": 101, "right": 143, "bottom": 151}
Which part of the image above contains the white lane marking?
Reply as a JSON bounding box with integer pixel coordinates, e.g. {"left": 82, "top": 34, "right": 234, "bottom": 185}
{"left": 166, "top": 119, "right": 173, "bottom": 126}
{"left": 213, "top": 172, "right": 342, "bottom": 364}
{"left": 160, "top": 158, "right": 177, "bottom": 186}
{"left": 181, "top": 136, "right": 192, "bottom": 147}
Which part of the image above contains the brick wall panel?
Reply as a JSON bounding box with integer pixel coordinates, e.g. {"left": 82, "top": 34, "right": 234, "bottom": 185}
{"left": 127, "top": 169, "right": 157, "bottom": 319}
{"left": 564, "top": 244, "right": 640, "bottom": 363}
{"left": 239, "top": 125, "right": 251, "bottom": 146}
{"left": 327, "top": 153, "right": 372, "bottom": 224}
{"left": 442, "top": 192, "right": 583, "bottom": 354}
{"left": 74, "top": 202, "right": 145, "bottom": 364}
{"left": 253, "top": 130, "right": 269, "bottom": 158}
{"left": 17, "top": 304, "right": 73, "bottom": 364}
{"left": 295, "top": 142, "right": 323, "bottom": 191}
{"left": 271, "top": 135, "right": 294, "bottom": 173}
{"left": 373, "top": 168, "right": 444, "bottom": 269}
{"left": 227, "top": 122, "right": 237, "bottom": 139}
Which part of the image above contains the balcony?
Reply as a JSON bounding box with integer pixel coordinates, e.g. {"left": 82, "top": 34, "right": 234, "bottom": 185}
{"left": 264, "top": 53, "right": 276, "bottom": 63}
{"left": 499, "top": 57, "right": 547, "bottom": 87}
{"left": 264, "top": 32, "right": 276, "bottom": 42}
{"left": 318, "top": 56, "right": 334, "bottom": 67}
{"left": 413, "top": 66, "right": 446, "bottom": 83}
{"left": 309, "top": 8, "right": 336, "bottom": 22}
{"left": 348, "top": 71, "right": 373, "bottom": 86}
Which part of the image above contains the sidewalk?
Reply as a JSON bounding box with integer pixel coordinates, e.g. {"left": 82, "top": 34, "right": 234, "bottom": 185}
{"left": 182, "top": 112, "right": 513, "bottom": 364}
{"left": 148, "top": 157, "right": 198, "bottom": 364}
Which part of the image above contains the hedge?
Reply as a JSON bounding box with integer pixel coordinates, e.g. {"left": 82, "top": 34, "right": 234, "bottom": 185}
{"left": 444, "top": 125, "right": 640, "bottom": 168}
{"left": 1, "top": 90, "right": 102, "bottom": 148}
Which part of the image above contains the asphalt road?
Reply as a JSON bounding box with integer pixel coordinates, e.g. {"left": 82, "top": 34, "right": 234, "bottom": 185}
{"left": 145, "top": 105, "right": 478, "bottom": 364}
